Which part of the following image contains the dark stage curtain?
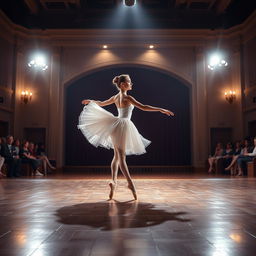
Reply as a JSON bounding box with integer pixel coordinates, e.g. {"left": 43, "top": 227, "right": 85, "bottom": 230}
{"left": 65, "top": 67, "right": 191, "bottom": 166}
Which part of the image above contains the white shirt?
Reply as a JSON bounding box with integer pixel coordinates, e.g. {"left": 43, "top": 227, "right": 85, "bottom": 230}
{"left": 248, "top": 146, "right": 256, "bottom": 157}
{"left": 7, "top": 144, "right": 12, "bottom": 152}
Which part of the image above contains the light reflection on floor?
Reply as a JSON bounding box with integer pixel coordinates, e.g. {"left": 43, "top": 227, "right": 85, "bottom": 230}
{"left": 0, "top": 175, "right": 256, "bottom": 256}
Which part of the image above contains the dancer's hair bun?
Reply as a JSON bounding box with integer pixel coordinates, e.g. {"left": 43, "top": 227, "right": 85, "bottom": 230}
{"left": 112, "top": 74, "right": 130, "bottom": 90}
{"left": 112, "top": 76, "right": 120, "bottom": 85}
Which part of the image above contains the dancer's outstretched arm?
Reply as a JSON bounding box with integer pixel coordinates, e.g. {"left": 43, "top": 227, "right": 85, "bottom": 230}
{"left": 81, "top": 96, "right": 115, "bottom": 107}
{"left": 127, "top": 96, "right": 174, "bottom": 116}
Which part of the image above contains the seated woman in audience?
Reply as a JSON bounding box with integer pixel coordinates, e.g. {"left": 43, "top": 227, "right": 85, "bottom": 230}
{"left": 222, "top": 142, "right": 234, "bottom": 170}
{"left": 233, "top": 141, "right": 242, "bottom": 155}
{"left": 236, "top": 137, "right": 256, "bottom": 176}
{"left": 224, "top": 141, "right": 242, "bottom": 175}
{"left": 225, "top": 138, "right": 253, "bottom": 175}
{"left": 29, "top": 142, "right": 56, "bottom": 175}
{"left": 0, "top": 137, "right": 6, "bottom": 177}
{"left": 20, "top": 141, "right": 43, "bottom": 176}
{"left": 208, "top": 142, "right": 224, "bottom": 173}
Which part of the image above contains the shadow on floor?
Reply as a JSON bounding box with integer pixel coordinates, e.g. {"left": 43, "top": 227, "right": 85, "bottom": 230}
{"left": 55, "top": 200, "right": 191, "bottom": 230}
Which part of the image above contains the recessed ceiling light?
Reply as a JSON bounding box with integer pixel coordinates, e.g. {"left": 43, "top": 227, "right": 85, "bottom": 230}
{"left": 103, "top": 45, "right": 108, "bottom": 49}
{"left": 149, "top": 45, "right": 154, "bottom": 49}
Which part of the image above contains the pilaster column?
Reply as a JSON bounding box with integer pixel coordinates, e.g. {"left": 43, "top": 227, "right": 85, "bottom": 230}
{"left": 47, "top": 48, "right": 61, "bottom": 166}
{"left": 192, "top": 46, "right": 209, "bottom": 168}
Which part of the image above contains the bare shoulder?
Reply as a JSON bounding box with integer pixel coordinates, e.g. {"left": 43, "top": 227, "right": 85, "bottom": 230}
{"left": 126, "top": 95, "right": 135, "bottom": 101}
{"left": 126, "top": 95, "right": 138, "bottom": 104}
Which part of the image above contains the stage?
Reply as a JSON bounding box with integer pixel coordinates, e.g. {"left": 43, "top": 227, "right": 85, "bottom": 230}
{"left": 0, "top": 174, "right": 256, "bottom": 256}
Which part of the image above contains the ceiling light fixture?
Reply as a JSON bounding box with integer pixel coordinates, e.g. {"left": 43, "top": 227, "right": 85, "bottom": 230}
{"left": 123, "top": 0, "right": 136, "bottom": 7}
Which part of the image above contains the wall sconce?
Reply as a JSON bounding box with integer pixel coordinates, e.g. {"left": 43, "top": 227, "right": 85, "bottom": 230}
{"left": 208, "top": 53, "right": 228, "bottom": 70}
{"left": 28, "top": 54, "right": 48, "bottom": 71}
{"left": 225, "top": 90, "right": 236, "bottom": 104}
{"left": 21, "top": 91, "right": 32, "bottom": 104}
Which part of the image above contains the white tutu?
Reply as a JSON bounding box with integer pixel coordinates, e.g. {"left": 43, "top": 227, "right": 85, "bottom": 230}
{"left": 77, "top": 101, "right": 151, "bottom": 155}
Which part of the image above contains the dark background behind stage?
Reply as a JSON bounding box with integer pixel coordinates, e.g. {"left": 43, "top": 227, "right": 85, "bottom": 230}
{"left": 65, "top": 67, "right": 191, "bottom": 166}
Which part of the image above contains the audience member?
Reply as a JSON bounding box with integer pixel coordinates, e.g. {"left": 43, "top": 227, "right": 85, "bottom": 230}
{"left": 35, "top": 143, "right": 56, "bottom": 175}
{"left": 225, "top": 138, "right": 253, "bottom": 175}
{"left": 13, "top": 139, "right": 21, "bottom": 157}
{"left": 0, "top": 135, "right": 21, "bottom": 177}
{"left": 208, "top": 142, "right": 224, "bottom": 173}
{"left": 0, "top": 138, "right": 6, "bottom": 177}
{"left": 20, "top": 141, "right": 43, "bottom": 176}
{"left": 224, "top": 141, "right": 242, "bottom": 175}
{"left": 222, "top": 142, "right": 234, "bottom": 171}
{"left": 233, "top": 141, "right": 242, "bottom": 156}
{"left": 237, "top": 137, "right": 256, "bottom": 176}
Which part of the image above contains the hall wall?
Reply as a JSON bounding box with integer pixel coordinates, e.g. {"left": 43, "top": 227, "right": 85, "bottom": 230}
{"left": 0, "top": 10, "right": 255, "bottom": 168}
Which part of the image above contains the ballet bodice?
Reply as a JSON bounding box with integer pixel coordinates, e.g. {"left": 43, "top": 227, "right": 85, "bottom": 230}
{"left": 117, "top": 105, "right": 134, "bottom": 119}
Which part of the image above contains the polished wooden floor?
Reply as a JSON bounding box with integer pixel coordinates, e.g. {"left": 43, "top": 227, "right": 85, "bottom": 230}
{"left": 0, "top": 174, "right": 256, "bottom": 256}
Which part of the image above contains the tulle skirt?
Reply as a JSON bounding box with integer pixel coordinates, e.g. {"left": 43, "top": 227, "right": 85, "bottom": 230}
{"left": 77, "top": 102, "right": 151, "bottom": 155}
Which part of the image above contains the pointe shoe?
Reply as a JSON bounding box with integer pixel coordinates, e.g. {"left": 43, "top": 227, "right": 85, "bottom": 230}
{"left": 128, "top": 184, "right": 137, "bottom": 200}
{"left": 225, "top": 166, "right": 231, "bottom": 171}
{"left": 109, "top": 182, "right": 116, "bottom": 200}
{"left": 236, "top": 173, "right": 243, "bottom": 177}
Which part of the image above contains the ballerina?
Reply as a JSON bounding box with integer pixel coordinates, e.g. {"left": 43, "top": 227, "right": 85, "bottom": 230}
{"left": 78, "top": 74, "right": 174, "bottom": 200}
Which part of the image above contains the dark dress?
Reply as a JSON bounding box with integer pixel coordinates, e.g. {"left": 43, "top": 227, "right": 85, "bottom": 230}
{"left": 234, "top": 148, "right": 241, "bottom": 156}
{"left": 20, "top": 148, "right": 41, "bottom": 171}
{"left": 223, "top": 149, "right": 234, "bottom": 168}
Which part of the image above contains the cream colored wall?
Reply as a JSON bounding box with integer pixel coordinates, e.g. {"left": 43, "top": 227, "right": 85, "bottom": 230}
{"left": 243, "top": 36, "right": 256, "bottom": 135}
{"left": 13, "top": 51, "right": 50, "bottom": 140}
{"left": 0, "top": 35, "right": 14, "bottom": 130}
{"left": 62, "top": 47, "right": 194, "bottom": 86}
{"left": 0, "top": 10, "right": 255, "bottom": 168}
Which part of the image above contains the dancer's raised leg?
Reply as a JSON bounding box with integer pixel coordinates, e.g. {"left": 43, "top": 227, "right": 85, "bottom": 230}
{"left": 116, "top": 147, "right": 137, "bottom": 200}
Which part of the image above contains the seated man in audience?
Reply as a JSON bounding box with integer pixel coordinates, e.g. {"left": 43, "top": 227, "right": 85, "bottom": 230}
{"left": 13, "top": 139, "right": 21, "bottom": 157}
{"left": 237, "top": 136, "right": 256, "bottom": 176}
{"left": 0, "top": 135, "right": 21, "bottom": 177}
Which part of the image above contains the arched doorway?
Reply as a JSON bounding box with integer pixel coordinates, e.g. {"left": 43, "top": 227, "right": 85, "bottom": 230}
{"left": 65, "top": 66, "right": 191, "bottom": 166}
